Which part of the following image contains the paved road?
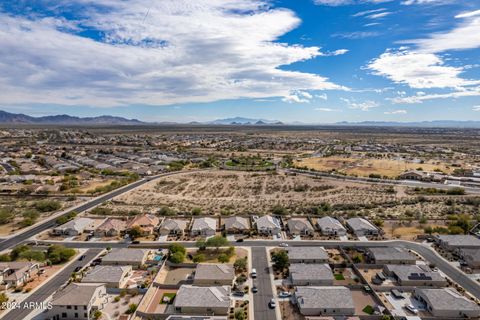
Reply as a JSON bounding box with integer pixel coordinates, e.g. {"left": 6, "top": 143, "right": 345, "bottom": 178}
{"left": 0, "top": 170, "right": 196, "bottom": 252}
{"left": 251, "top": 247, "right": 277, "bottom": 320}
{"left": 1, "top": 248, "right": 103, "bottom": 320}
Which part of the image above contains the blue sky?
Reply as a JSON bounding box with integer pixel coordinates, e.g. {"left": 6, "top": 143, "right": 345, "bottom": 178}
{"left": 0, "top": 0, "right": 479, "bottom": 123}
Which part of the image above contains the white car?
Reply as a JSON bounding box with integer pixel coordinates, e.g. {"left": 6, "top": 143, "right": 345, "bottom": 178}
{"left": 405, "top": 304, "right": 418, "bottom": 314}
{"left": 279, "top": 243, "right": 289, "bottom": 247}
{"left": 269, "top": 299, "right": 276, "bottom": 308}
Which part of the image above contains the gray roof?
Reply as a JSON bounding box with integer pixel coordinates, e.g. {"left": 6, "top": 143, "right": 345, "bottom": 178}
{"left": 346, "top": 217, "right": 377, "bottom": 232}
{"left": 191, "top": 217, "right": 217, "bottom": 231}
{"left": 56, "top": 217, "right": 94, "bottom": 232}
{"left": 161, "top": 218, "right": 188, "bottom": 231}
{"left": 295, "top": 286, "right": 354, "bottom": 310}
{"left": 369, "top": 247, "right": 416, "bottom": 262}
{"left": 290, "top": 263, "right": 333, "bottom": 282}
{"left": 436, "top": 235, "right": 480, "bottom": 248}
{"left": 51, "top": 283, "right": 104, "bottom": 306}
{"left": 102, "top": 248, "right": 150, "bottom": 263}
{"left": 82, "top": 265, "right": 131, "bottom": 284}
{"left": 287, "top": 218, "right": 314, "bottom": 233}
{"left": 287, "top": 247, "right": 328, "bottom": 261}
{"left": 460, "top": 248, "right": 480, "bottom": 262}
{"left": 224, "top": 216, "right": 250, "bottom": 230}
{"left": 195, "top": 264, "right": 235, "bottom": 282}
{"left": 166, "top": 316, "right": 227, "bottom": 320}
{"left": 255, "top": 215, "right": 280, "bottom": 230}
{"left": 316, "top": 216, "right": 346, "bottom": 232}
{"left": 384, "top": 264, "right": 445, "bottom": 283}
{"left": 174, "top": 285, "right": 231, "bottom": 309}
{"left": 415, "top": 288, "right": 480, "bottom": 312}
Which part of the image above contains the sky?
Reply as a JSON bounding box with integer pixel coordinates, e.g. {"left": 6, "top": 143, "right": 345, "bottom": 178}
{"left": 0, "top": 0, "right": 479, "bottom": 123}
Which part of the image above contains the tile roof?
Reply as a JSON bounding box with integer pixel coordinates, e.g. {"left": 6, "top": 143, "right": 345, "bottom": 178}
{"left": 295, "top": 286, "right": 354, "bottom": 310}
{"left": 174, "top": 285, "right": 231, "bottom": 309}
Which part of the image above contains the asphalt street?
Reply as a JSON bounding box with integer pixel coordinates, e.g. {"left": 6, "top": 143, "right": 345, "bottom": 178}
{"left": 1, "top": 248, "right": 103, "bottom": 320}
{"left": 251, "top": 247, "right": 277, "bottom": 320}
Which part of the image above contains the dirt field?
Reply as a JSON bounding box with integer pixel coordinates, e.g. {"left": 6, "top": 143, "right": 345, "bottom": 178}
{"left": 110, "top": 170, "right": 402, "bottom": 215}
{"left": 295, "top": 156, "right": 454, "bottom": 178}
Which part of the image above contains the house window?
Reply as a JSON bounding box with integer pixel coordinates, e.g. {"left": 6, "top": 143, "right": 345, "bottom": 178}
{"left": 84, "top": 313, "right": 87, "bottom": 318}
{"left": 74, "top": 313, "right": 78, "bottom": 318}
{"left": 84, "top": 306, "right": 87, "bottom": 310}
{"left": 67, "top": 306, "right": 71, "bottom": 309}
{"left": 74, "top": 306, "right": 78, "bottom": 310}
{"left": 62, "top": 313, "right": 67, "bottom": 318}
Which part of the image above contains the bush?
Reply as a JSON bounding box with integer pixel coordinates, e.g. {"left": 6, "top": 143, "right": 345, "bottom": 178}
{"left": 0, "top": 208, "right": 14, "bottom": 225}
{"left": 169, "top": 244, "right": 186, "bottom": 255}
{"left": 193, "top": 254, "right": 206, "bottom": 263}
{"left": 218, "top": 254, "right": 229, "bottom": 263}
{"left": 169, "top": 252, "right": 185, "bottom": 264}
{"left": 234, "top": 257, "right": 247, "bottom": 272}
{"left": 47, "top": 245, "right": 76, "bottom": 264}
{"left": 35, "top": 200, "right": 61, "bottom": 212}
{"left": 126, "top": 303, "right": 137, "bottom": 314}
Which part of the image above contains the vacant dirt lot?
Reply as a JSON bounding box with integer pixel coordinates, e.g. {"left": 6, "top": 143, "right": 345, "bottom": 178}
{"left": 295, "top": 156, "right": 454, "bottom": 178}
{"left": 111, "top": 170, "right": 402, "bottom": 215}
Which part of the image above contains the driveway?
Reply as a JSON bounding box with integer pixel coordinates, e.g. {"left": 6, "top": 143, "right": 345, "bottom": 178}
{"left": 252, "top": 247, "right": 277, "bottom": 320}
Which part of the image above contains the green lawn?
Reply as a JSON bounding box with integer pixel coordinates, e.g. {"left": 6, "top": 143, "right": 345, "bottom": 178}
{"left": 334, "top": 273, "right": 345, "bottom": 280}
{"left": 160, "top": 293, "right": 176, "bottom": 304}
{"left": 362, "top": 305, "right": 374, "bottom": 315}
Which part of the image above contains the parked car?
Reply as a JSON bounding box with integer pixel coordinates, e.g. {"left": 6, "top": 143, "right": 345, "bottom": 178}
{"left": 233, "top": 291, "right": 245, "bottom": 297}
{"left": 279, "top": 243, "right": 288, "bottom": 247}
{"left": 78, "top": 255, "right": 86, "bottom": 261}
{"left": 405, "top": 304, "right": 418, "bottom": 314}
{"left": 269, "top": 299, "right": 276, "bottom": 308}
{"left": 74, "top": 266, "right": 82, "bottom": 273}
{"left": 252, "top": 285, "right": 258, "bottom": 293}
{"left": 278, "top": 291, "right": 291, "bottom": 298}
{"left": 363, "top": 285, "right": 372, "bottom": 293}
{"left": 131, "top": 240, "right": 140, "bottom": 244}
{"left": 251, "top": 268, "right": 257, "bottom": 278}
{"left": 236, "top": 238, "right": 244, "bottom": 243}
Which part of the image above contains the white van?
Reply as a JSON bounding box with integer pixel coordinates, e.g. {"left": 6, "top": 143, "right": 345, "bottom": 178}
{"left": 251, "top": 268, "right": 257, "bottom": 278}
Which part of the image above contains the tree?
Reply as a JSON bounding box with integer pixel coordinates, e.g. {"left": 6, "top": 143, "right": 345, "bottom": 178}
{"left": 169, "top": 243, "right": 186, "bottom": 255}
{"left": 35, "top": 200, "right": 61, "bottom": 212}
{"left": 19, "top": 250, "right": 45, "bottom": 262}
{"left": 206, "top": 236, "right": 228, "bottom": 250}
{"left": 195, "top": 239, "right": 206, "bottom": 251}
{"left": 47, "top": 245, "right": 76, "bottom": 264}
{"left": 271, "top": 205, "right": 288, "bottom": 215}
{"left": 169, "top": 252, "right": 185, "bottom": 264}
{"left": 10, "top": 245, "right": 30, "bottom": 260}
{"left": 93, "top": 310, "right": 102, "bottom": 320}
{"left": 352, "top": 254, "right": 363, "bottom": 263}
{"left": 234, "top": 257, "right": 247, "bottom": 272}
{"left": 126, "top": 303, "right": 138, "bottom": 314}
{"left": 128, "top": 225, "right": 143, "bottom": 240}
{"left": 235, "top": 309, "right": 246, "bottom": 320}
{"left": 193, "top": 254, "right": 205, "bottom": 263}
{"left": 271, "top": 250, "right": 289, "bottom": 270}
{"left": 0, "top": 292, "right": 8, "bottom": 304}
{"left": 0, "top": 254, "right": 11, "bottom": 262}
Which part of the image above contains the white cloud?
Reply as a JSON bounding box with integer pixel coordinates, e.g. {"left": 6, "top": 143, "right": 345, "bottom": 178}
{"left": 315, "top": 107, "right": 339, "bottom": 112}
{"left": 366, "top": 12, "right": 392, "bottom": 19}
{"left": 367, "top": 50, "right": 479, "bottom": 89}
{"left": 282, "top": 90, "right": 314, "bottom": 103}
{"left": 316, "top": 93, "right": 328, "bottom": 100}
{"left": 384, "top": 109, "right": 407, "bottom": 114}
{"left": 341, "top": 98, "right": 379, "bottom": 111}
{"left": 333, "top": 31, "right": 380, "bottom": 39}
{"left": 0, "top": 0, "right": 345, "bottom": 107}
{"left": 402, "top": 13, "right": 480, "bottom": 53}
{"left": 391, "top": 87, "right": 480, "bottom": 103}
{"left": 352, "top": 8, "right": 386, "bottom": 17}
{"left": 314, "top": 0, "right": 393, "bottom": 5}
{"left": 402, "top": 0, "right": 452, "bottom": 5}
{"left": 473, "top": 106, "right": 480, "bottom": 111}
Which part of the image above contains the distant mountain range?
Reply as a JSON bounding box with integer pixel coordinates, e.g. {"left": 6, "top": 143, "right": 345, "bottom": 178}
{"left": 0, "top": 110, "right": 480, "bottom": 128}
{"left": 334, "top": 120, "right": 480, "bottom": 128}
{"left": 0, "top": 110, "right": 143, "bottom": 125}
{"left": 206, "top": 117, "right": 283, "bottom": 125}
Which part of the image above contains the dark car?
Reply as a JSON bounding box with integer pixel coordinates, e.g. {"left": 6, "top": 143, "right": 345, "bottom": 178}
{"left": 236, "top": 238, "right": 244, "bottom": 243}
{"left": 232, "top": 291, "right": 245, "bottom": 297}
{"left": 78, "top": 255, "right": 86, "bottom": 261}
{"left": 131, "top": 240, "right": 140, "bottom": 244}
{"left": 252, "top": 286, "right": 258, "bottom": 293}
{"left": 74, "top": 266, "right": 82, "bottom": 272}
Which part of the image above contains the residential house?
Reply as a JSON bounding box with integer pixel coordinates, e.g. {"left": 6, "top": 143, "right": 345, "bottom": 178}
{"left": 82, "top": 265, "right": 132, "bottom": 288}
{"left": 93, "top": 218, "right": 126, "bottom": 238}
{"left": 174, "top": 285, "right": 231, "bottom": 315}
{"left": 383, "top": 265, "right": 447, "bottom": 287}
{"left": 287, "top": 218, "right": 314, "bottom": 236}
{"left": 52, "top": 218, "right": 95, "bottom": 237}
{"left": 191, "top": 217, "right": 217, "bottom": 237}
{"left": 345, "top": 217, "right": 379, "bottom": 236}
{"left": 435, "top": 235, "right": 480, "bottom": 254}
{"left": 287, "top": 247, "right": 329, "bottom": 264}
{"left": 459, "top": 248, "right": 480, "bottom": 268}
{"left": 255, "top": 215, "right": 281, "bottom": 235}
{"left": 413, "top": 288, "right": 480, "bottom": 318}
{"left": 159, "top": 218, "right": 188, "bottom": 236}
{"left": 101, "top": 248, "right": 151, "bottom": 268}
{"left": 0, "top": 262, "right": 40, "bottom": 289}
{"left": 294, "top": 286, "right": 355, "bottom": 316}
{"left": 367, "top": 247, "right": 416, "bottom": 265}
{"left": 289, "top": 263, "right": 334, "bottom": 286}
{"left": 316, "top": 216, "right": 347, "bottom": 236}
{"left": 193, "top": 264, "right": 235, "bottom": 286}
{"left": 45, "top": 283, "right": 107, "bottom": 320}
{"left": 126, "top": 214, "right": 160, "bottom": 236}
{"left": 223, "top": 217, "right": 250, "bottom": 234}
